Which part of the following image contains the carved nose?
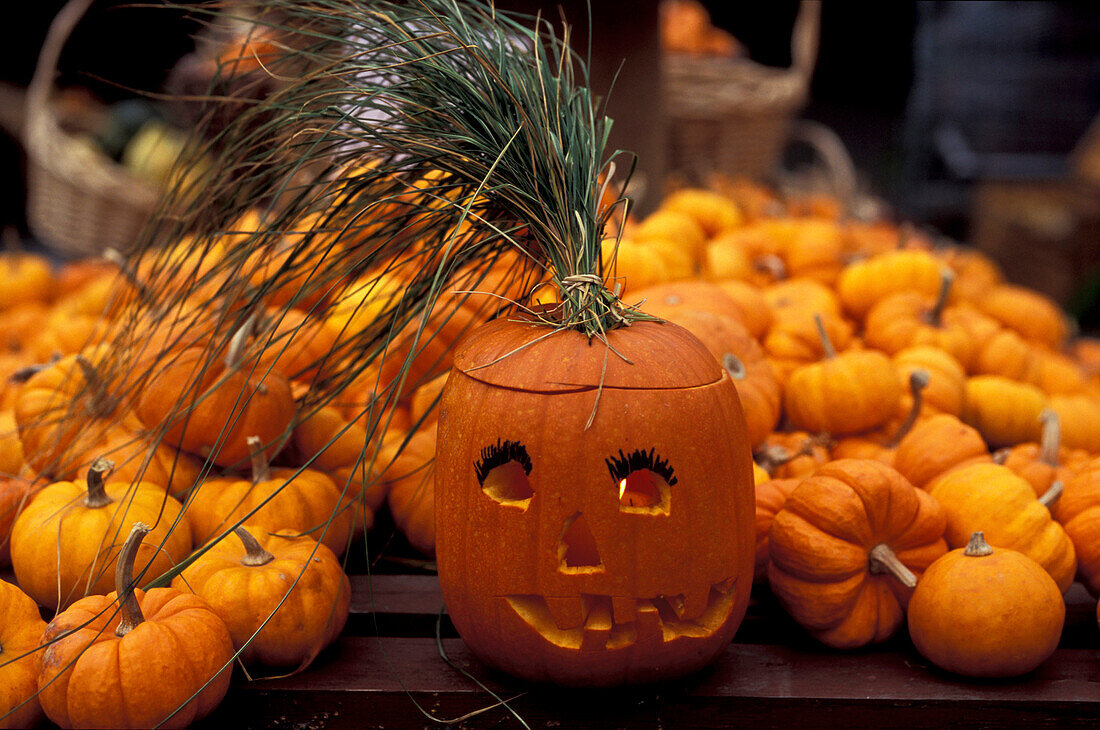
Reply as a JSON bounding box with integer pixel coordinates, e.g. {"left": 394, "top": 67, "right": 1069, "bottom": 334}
{"left": 559, "top": 512, "right": 602, "bottom": 571}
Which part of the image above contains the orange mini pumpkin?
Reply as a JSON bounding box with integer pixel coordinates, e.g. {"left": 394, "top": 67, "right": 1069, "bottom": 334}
{"left": 187, "top": 436, "right": 353, "bottom": 555}
{"left": 926, "top": 462, "right": 1076, "bottom": 592}
{"left": 37, "top": 524, "right": 234, "bottom": 729}
{"left": 0, "top": 578, "right": 46, "bottom": 730}
{"left": 908, "top": 532, "right": 1064, "bottom": 678}
{"left": 1051, "top": 459, "right": 1100, "bottom": 596}
{"left": 783, "top": 315, "right": 901, "bottom": 436}
{"left": 962, "top": 375, "right": 1047, "bottom": 448}
{"left": 10, "top": 458, "right": 192, "bottom": 610}
{"left": 893, "top": 413, "right": 991, "bottom": 490}
{"left": 173, "top": 525, "right": 350, "bottom": 668}
{"left": 767, "top": 459, "right": 948, "bottom": 648}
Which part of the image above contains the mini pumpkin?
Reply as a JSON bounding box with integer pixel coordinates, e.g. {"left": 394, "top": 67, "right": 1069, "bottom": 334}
{"left": 0, "top": 578, "right": 46, "bottom": 730}
{"left": 767, "top": 459, "right": 948, "bottom": 649}
{"left": 892, "top": 345, "right": 966, "bottom": 418}
{"left": 977, "top": 283, "right": 1068, "bottom": 350}
{"left": 37, "top": 523, "right": 234, "bottom": 729}
{"left": 1047, "top": 392, "right": 1100, "bottom": 453}
{"left": 995, "top": 409, "right": 1089, "bottom": 498}
{"left": 173, "top": 525, "right": 350, "bottom": 668}
{"left": 380, "top": 424, "right": 440, "bottom": 556}
{"left": 908, "top": 532, "right": 1064, "bottom": 678}
{"left": 753, "top": 476, "right": 800, "bottom": 581}
{"left": 831, "top": 369, "right": 929, "bottom": 466}
{"left": 893, "top": 413, "right": 991, "bottom": 490}
{"left": 187, "top": 436, "right": 353, "bottom": 555}
{"left": 962, "top": 375, "right": 1047, "bottom": 448}
{"left": 10, "top": 458, "right": 192, "bottom": 610}
{"left": 1050, "top": 459, "right": 1100, "bottom": 596}
{"left": 836, "top": 249, "right": 944, "bottom": 321}
{"left": 926, "top": 462, "right": 1076, "bottom": 592}
{"left": 783, "top": 314, "right": 902, "bottom": 436}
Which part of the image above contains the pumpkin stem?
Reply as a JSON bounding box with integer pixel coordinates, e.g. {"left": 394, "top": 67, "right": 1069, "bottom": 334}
{"left": 235, "top": 525, "right": 275, "bottom": 567}
{"left": 74, "top": 355, "right": 118, "bottom": 418}
{"left": 963, "top": 531, "right": 995, "bottom": 557}
{"left": 722, "top": 352, "right": 747, "bottom": 381}
{"left": 884, "top": 369, "right": 930, "bottom": 448}
{"left": 247, "top": 435, "right": 271, "bottom": 483}
{"left": 754, "top": 253, "right": 787, "bottom": 281}
{"left": 224, "top": 312, "right": 258, "bottom": 370}
{"left": 115, "top": 522, "right": 151, "bottom": 638}
{"left": 1038, "top": 480, "right": 1063, "bottom": 509}
{"left": 868, "top": 543, "right": 917, "bottom": 589}
{"left": 812, "top": 313, "right": 837, "bottom": 359}
{"left": 82, "top": 457, "right": 116, "bottom": 509}
{"left": 924, "top": 268, "right": 955, "bottom": 327}
{"left": 1038, "top": 409, "right": 1061, "bottom": 467}
{"left": 754, "top": 441, "right": 814, "bottom": 476}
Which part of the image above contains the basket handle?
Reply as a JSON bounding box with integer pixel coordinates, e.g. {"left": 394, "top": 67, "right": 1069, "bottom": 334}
{"left": 790, "top": 0, "right": 822, "bottom": 83}
{"left": 25, "top": 0, "right": 96, "bottom": 140}
{"left": 786, "top": 119, "right": 859, "bottom": 204}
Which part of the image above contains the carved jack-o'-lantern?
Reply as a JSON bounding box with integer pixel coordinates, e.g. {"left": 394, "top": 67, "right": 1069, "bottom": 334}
{"left": 436, "top": 309, "right": 755, "bottom": 686}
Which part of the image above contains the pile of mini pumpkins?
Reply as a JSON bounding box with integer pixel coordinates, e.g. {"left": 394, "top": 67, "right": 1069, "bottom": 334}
{"left": 3, "top": 173, "right": 1100, "bottom": 726}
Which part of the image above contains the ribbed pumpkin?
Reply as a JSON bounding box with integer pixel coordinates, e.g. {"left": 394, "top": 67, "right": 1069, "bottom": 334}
{"left": 1051, "top": 459, "right": 1100, "bottom": 596}
{"left": 767, "top": 459, "right": 948, "bottom": 648}
{"left": 755, "top": 431, "right": 832, "bottom": 480}
{"left": 712, "top": 279, "right": 773, "bottom": 339}
{"left": 380, "top": 425, "right": 439, "bottom": 556}
{"left": 783, "top": 315, "right": 901, "bottom": 436}
{"left": 658, "top": 309, "right": 780, "bottom": 449}
{"left": 962, "top": 375, "right": 1047, "bottom": 448}
{"left": 908, "top": 532, "right": 1064, "bottom": 678}
{"left": 836, "top": 249, "right": 944, "bottom": 321}
{"left": 893, "top": 413, "right": 991, "bottom": 490}
{"left": 862, "top": 270, "right": 999, "bottom": 371}
{"left": 0, "top": 578, "right": 46, "bottom": 730}
{"left": 0, "top": 473, "right": 36, "bottom": 567}
{"left": 1047, "top": 393, "right": 1100, "bottom": 453}
{"left": 187, "top": 436, "right": 352, "bottom": 555}
{"left": 172, "top": 525, "right": 350, "bottom": 668}
{"left": 830, "top": 370, "right": 929, "bottom": 466}
{"left": 37, "top": 524, "right": 234, "bottom": 729}
{"left": 995, "top": 409, "right": 1089, "bottom": 498}
{"left": 926, "top": 462, "right": 1076, "bottom": 592}
{"left": 10, "top": 458, "right": 192, "bottom": 610}
{"left": 753, "top": 477, "right": 800, "bottom": 581}
{"left": 892, "top": 345, "right": 966, "bottom": 418}
{"left": 291, "top": 402, "right": 386, "bottom": 515}
{"left": 977, "top": 283, "right": 1068, "bottom": 350}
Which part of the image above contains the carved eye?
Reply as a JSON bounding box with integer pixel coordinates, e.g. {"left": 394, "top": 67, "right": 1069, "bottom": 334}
{"left": 606, "top": 448, "right": 675, "bottom": 514}
{"left": 474, "top": 439, "right": 534, "bottom": 507}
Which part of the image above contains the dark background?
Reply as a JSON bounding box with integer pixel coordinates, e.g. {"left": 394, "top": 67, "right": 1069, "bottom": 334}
{"left": 3, "top": 1, "right": 1099, "bottom": 321}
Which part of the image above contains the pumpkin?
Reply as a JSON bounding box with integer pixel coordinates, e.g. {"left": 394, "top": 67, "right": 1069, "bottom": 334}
{"left": 704, "top": 234, "right": 755, "bottom": 282}
{"left": 862, "top": 270, "right": 999, "bottom": 371}
{"left": 172, "top": 525, "right": 350, "bottom": 668}
{"left": 654, "top": 309, "right": 780, "bottom": 449}
{"left": 435, "top": 308, "right": 754, "bottom": 685}
{"left": 836, "top": 249, "right": 944, "bottom": 320}
{"left": 37, "top": 523, "right": 234, "bottom": 729}
{"left": 831, "top": 369, "right": 929, "bottom": 466}
{"left": 762, "top": 282, "right": 854, "bottom": 383}
{"left": 781, "top": 218, "right": 845, "bottom": 285}
{"left": 961, "top": 375, "right": 1046, "bottom": 448}
{"left": 936, "top": 245, "right": 1003, "bottom": 303}
{"left": 255, "top": 307, "right": 341, "bottom": 384}
{"left": 628, "top": 280, "right": 748, "bottom": 331}
{"left": 908, "top": 532, "right": 1064, "bottom": 678}
{"left": 381, "top": 425, "right": 439, "bottom": 556}
{"left": 712, "top": 279, "right": 773, "bottom": 339}
{"left": 766, "top": 459, "right": 948, "bottom": 649}
{"left": 134, "top": 318, "right": 297, "bottom": 468}
{"left": 0, "top": 252, "right": 54, "bottom": 310}
{"left": 188, "top": 435, "right": 353, "bottom": 555}
{"left": 1051, "top": 459, "right": 1100, "bottom": 596}
{"left": 632, "top": 209, "right": 709, "bottom": 270}
{"left": 755, "top": 431, "right": 832, "bottom": 480}
{"left": 1047, "top": 393, "right": 1100, "bottom": 453}
{"left": 995, "top": 409, "right": 1089, "bottom": 498}
{"left": 0, "top": 473, "right": 37, "bottom": 567}
{"left": 10, "top": 458, "right": 192, "bottom": 610}
{"left": 892, "top": 346, "right": 966, "bottom": 418}
{"left": 926, "top": 462, "right": 1076, "bottom": 592}
{"left": 974, "top": 327, "right": 1036, "bottom": 381}
{"left": 0, "top": 578, "right": 46, "bottom": 730}
{"left": 783, "top": 314, "right": 901, "bottom": 436}
{"left": 978, "top": 283, "right": 1068, "bottom": 350}
{"left": 660, "top": 188, "right": 743, "bottom": 237}
{"left": 0, "top": 410, "right": 24, "bottom": 479}
{"left": 893, "top": 413, "right": 991, "bottom": 490}
{"left": 753, "top": 477, "right": 800, "bottom": 581}
{"left": 290, "top": 402, "right": 387, "bottom": 514}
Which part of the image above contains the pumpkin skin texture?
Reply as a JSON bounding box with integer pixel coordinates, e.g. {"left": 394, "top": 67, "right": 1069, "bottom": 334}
{"left": 381, "top": 425, "right": 439, "bottom": 556}
{"left": 0, "top": 578, "right": 46, "bottom": 730}
{"left": 173, "top": 526, "right": 350, "bottom": 668}
{"left": 893, "top": 413, "right": 991, "bottom": 490}
{"left": 37, "top": 526, "right": 234, "bottom": 729}
{"left": 753, "top": 477, "right": 800, "bottom": 581}
{"left": 10, "top": 460, "right": 192, "bottom": 610}
{"left": 436, "top": 311, "right": 754, "bottom": 686}
{"left": 836, "top": 249, "right": 945, "bottom": 321}
{"left": 187, "top": 438, "right": 352, "bottom": 556}
{"left": 927, "top": 462, "right": 1076, "bottom": 593}
{"left": 1052, "top": 459, "right": 1100, "bottom": 596}
{"left": 908, "top": 532, "right": 1064, "bottom": 678}
{"left": 767, "top": 459, "right": 948, "bottom": 649}
{"left": 962, "top": 375, "right": 1046, "bottom": 448}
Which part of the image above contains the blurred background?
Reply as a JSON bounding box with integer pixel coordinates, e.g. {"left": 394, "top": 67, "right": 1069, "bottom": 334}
{"left": 1, "top": 0, "right": 1099, "bottom": 326}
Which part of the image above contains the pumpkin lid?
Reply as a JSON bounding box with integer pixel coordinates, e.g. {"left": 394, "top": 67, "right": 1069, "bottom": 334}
{"left": 452, "top": 310, "right": 724, "bottom": 391}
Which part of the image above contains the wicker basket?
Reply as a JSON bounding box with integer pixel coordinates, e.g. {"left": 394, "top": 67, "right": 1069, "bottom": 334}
{"left": 664, "top": 0, "right": 821, "bottom": 181}
{"left": 24, "top": 0, "right": 159, "bottom": 258}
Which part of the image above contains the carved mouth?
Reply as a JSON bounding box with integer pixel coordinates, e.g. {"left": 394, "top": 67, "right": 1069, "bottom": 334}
{"left": 503, "top": 578, "right": 737, "bottom": 651}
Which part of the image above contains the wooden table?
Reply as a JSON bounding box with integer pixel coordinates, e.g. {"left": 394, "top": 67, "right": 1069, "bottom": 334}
{"left": 195, "top": 573, "right": 1100, "bottom": 729}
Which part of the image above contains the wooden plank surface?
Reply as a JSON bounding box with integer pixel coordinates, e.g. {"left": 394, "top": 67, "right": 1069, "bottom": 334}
{"left": 192, "top": 574, "right": 1100, "bottom": 729}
